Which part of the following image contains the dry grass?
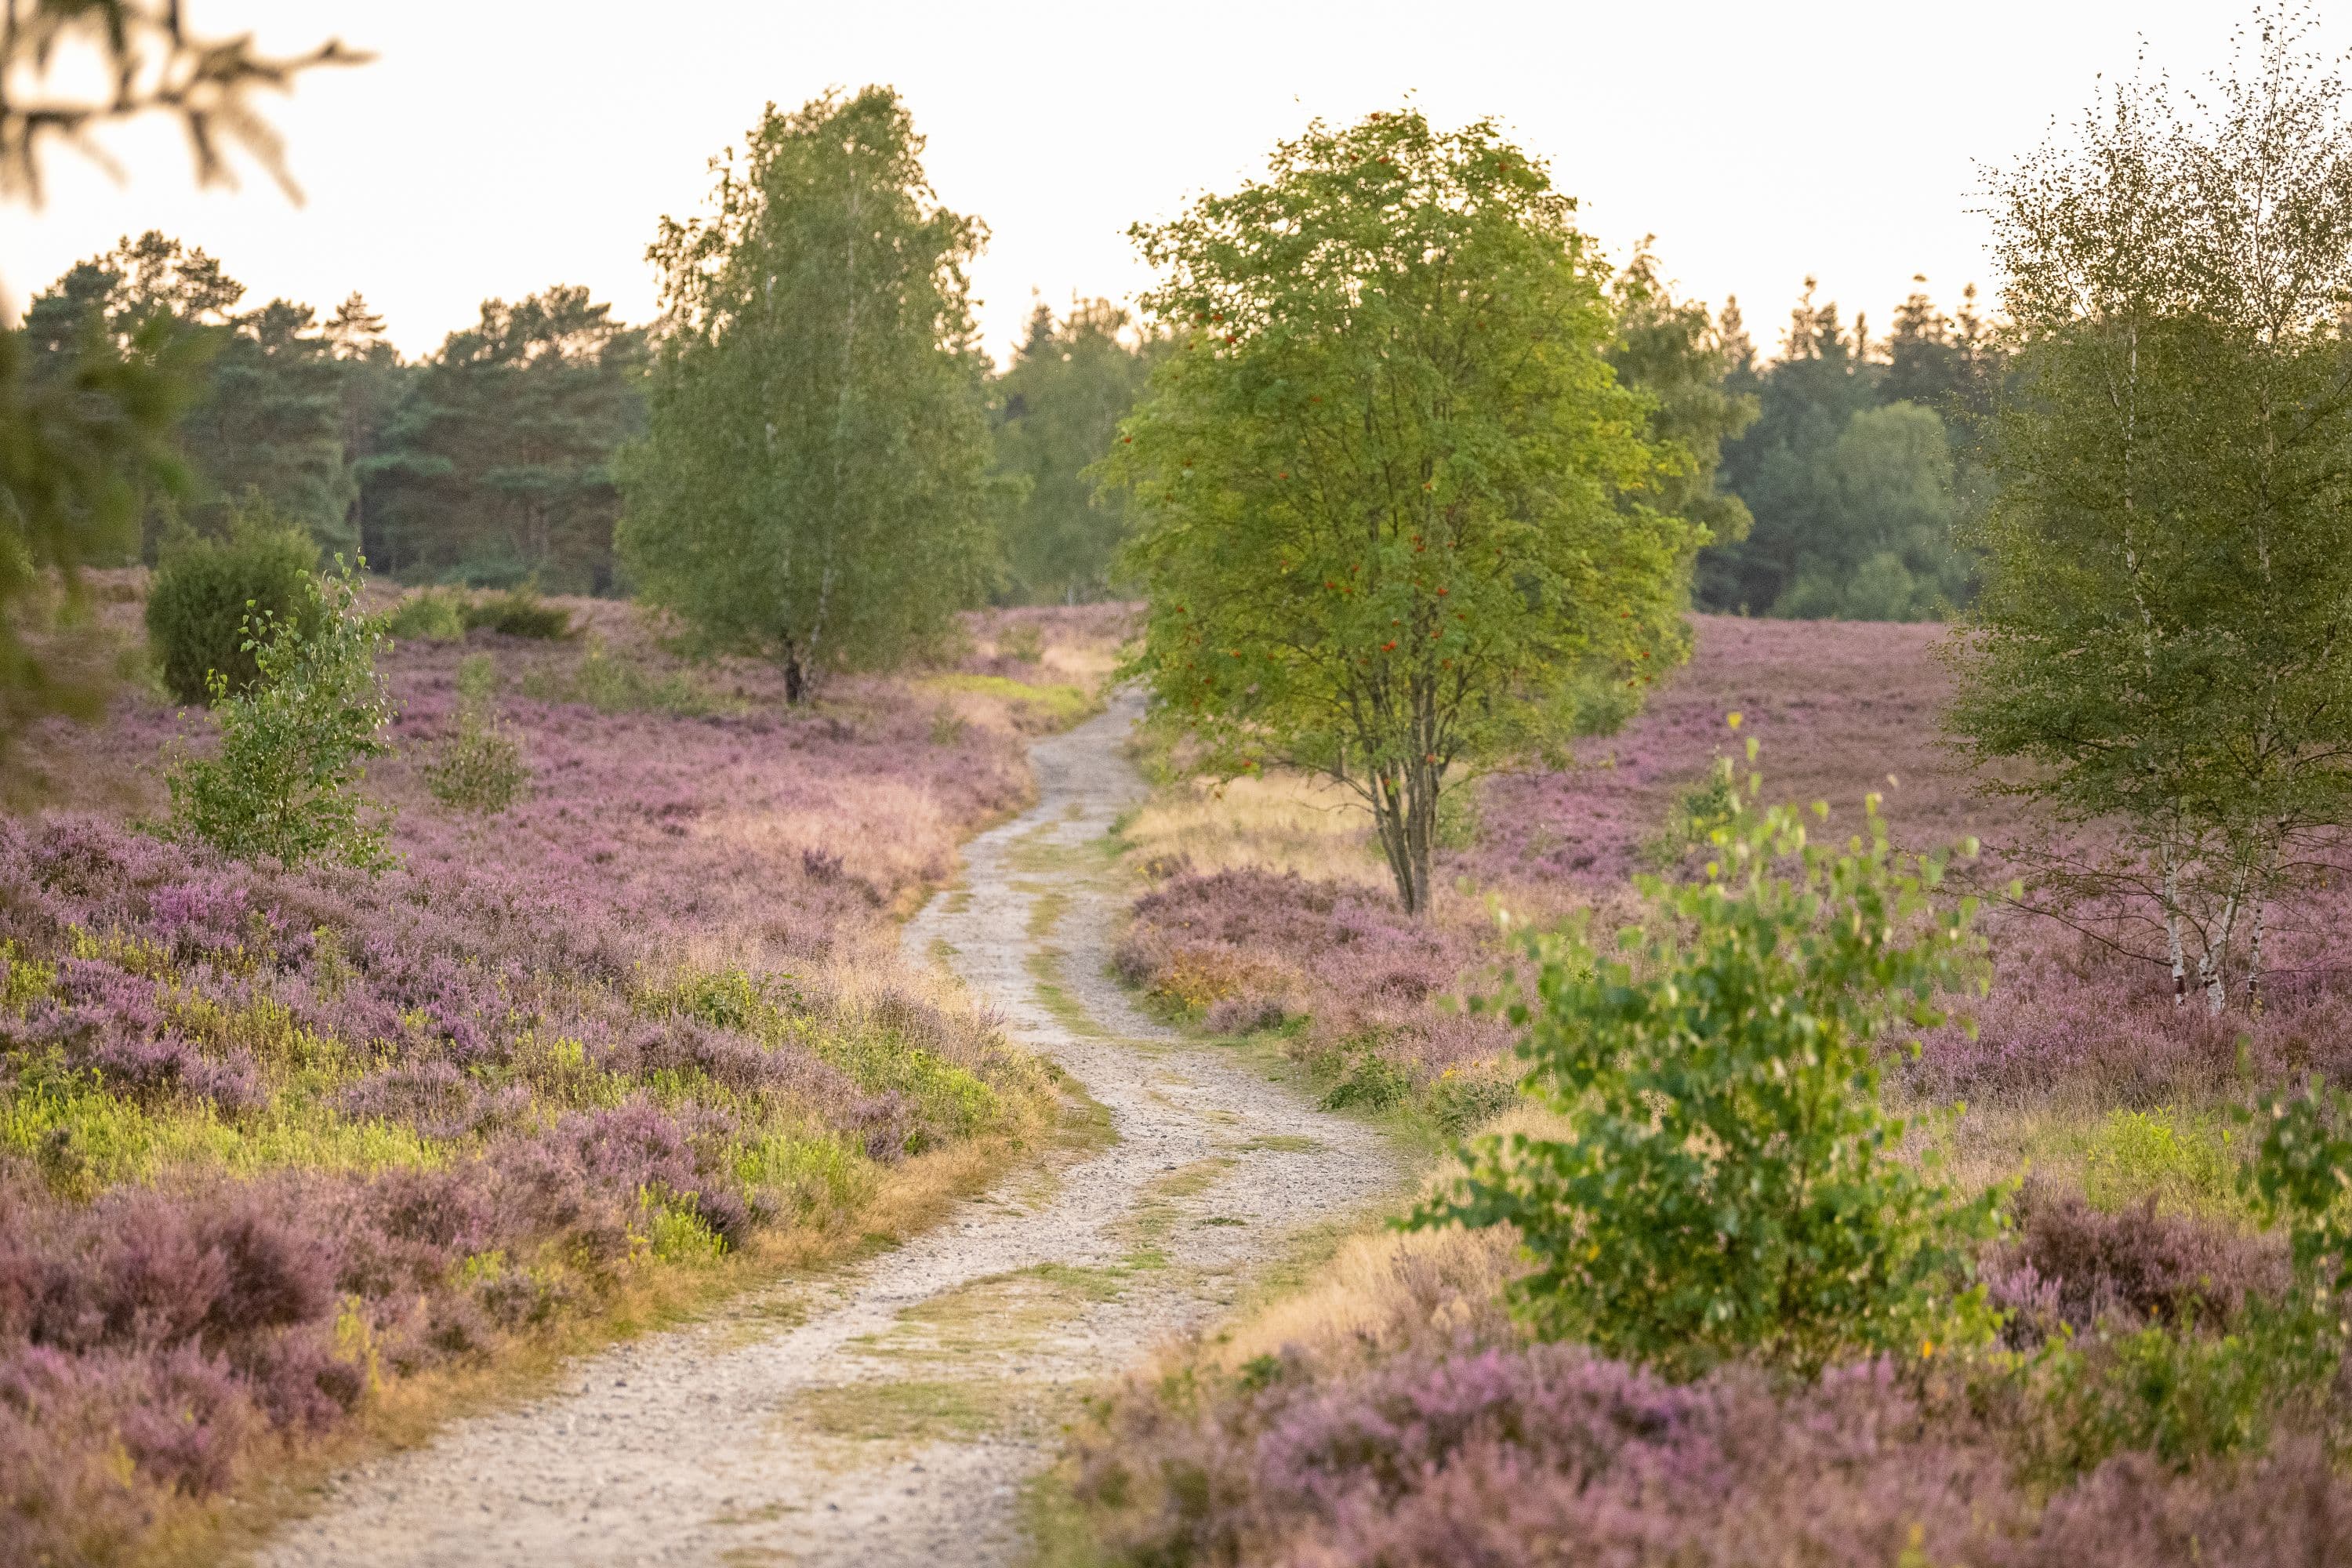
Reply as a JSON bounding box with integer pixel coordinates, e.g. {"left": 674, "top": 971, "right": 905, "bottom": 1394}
{"left": 1119, "top": 767, "right": 1388, "bottom": 887}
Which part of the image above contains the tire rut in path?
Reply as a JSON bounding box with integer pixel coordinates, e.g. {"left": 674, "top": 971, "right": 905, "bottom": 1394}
{"left": 252, "top": 695, "right": 1401, "bottom": 1568}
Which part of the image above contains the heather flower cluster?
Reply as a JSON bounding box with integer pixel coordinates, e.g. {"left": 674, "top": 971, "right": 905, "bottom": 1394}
{"left": 0, "top": 597, "right": 1116, "bottom": 1563}
{"left": 1069, "top": 1340, "right": 2352, "bottom": 1567}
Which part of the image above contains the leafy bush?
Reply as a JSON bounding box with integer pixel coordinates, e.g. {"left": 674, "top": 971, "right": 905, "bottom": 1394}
{"left": 1417, "top": 750, "right": 2001, "bottom": 1377}
{"left": 163, "top": 561, "right": 396, "bottom": 870}
{"left": 463, "top": 588, "right": 572, "bottom": 640}
{"left": 143, "top": 513, "right": 320, "bottom": 705}
{"left": 384, "top": 589, "right": 466, "bottom": 643}
{"left": 426, "top": 654, "right": 527, "bottom": 814}
{"left": 2241, "top": 1076, "right": 2352, "bottom": 1308}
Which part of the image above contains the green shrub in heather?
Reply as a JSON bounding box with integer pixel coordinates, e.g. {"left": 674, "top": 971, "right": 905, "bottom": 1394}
{"left": 426, "top": 652, "right": 527, "bottom": 813}
{"left": 1417, "top": 738, "right": 2002, "bottom": 1377}
{"left": 463, "top": 586, "right": 572, "bottom": 639}
{"left": 165, "top": 559, "right": 396, "bottom": 869}
{"left": 144, "top": 510, "right": 321, "bottom": 704}
{"left": 385, "top": 586, "right": 467, "bottom": 641}
{"left": 2243, "top": 1076, "right": 2352, "bottom": 1315}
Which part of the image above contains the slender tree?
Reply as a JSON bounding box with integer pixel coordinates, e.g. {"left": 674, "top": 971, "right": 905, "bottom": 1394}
{"left": 617, "top": 88, "right": 993, "bottom": 699}
{"left": 1951, "top": 8, "right": 2352, "bottom": 1012}
{"left": 1107, "top": 108, "right": 1709, "bottom": 914}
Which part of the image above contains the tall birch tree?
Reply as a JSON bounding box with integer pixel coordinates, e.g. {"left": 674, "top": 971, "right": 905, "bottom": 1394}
{"left": 616, "top": 88, "right": 992, "bottom": 700}
{"left": 1951, "top": 9, "right": 2352, "bottom": 1012}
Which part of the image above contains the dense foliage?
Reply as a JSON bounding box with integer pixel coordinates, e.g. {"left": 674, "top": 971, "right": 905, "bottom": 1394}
{"left": 619, "top": 87, "right": 993, "bottom": 700}
{"left": 23, "top": 234, "right": 357, "bottom": 556}
{"left": 1111, "top": 108, "right": 1712, "bottom": 914}
{"left": 362, "top": 288, "right": 645, "bottom": 593}
{"left": 1700, "top": 279, "right": 1998, "bottom": 618}
{"left": 1951, "top": 17, "right": 2352, "bottom": 1013}
{"left": 164, "top": 561, "right": 395, "bottom": 870}
{"left": 143, "top": 508, "right": 321, "bottom": 704}
{"left": 1418, "top": 747, "right": 2000, "bottom": 1374}
{"left": 989, "top": 299, "right": 1162, "bottom": 603}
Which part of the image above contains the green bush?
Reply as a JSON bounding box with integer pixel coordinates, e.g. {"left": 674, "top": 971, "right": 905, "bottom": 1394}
{"left": 385, "top": 589, "right": 467, "bottom": 642}
{"left": 426, "top": 654, "right": 527, "bottom": 813}
{"left": 463, "top": 588, "right": 572, "bottom": 640}
{"left": 1417, "top": 744, "right": 2002, "bottom": 1378}
{"left": 144, "top": 513, "right": 321, "bottom": 705}
{"left": 164, "top": 560, "right": 395, "bottom": 869}
{"left": 2241, "top": 1076, "right": 2352, "bottom": 1307}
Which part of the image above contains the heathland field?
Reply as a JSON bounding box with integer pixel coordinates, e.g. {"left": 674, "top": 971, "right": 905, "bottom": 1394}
{"left": 0, "top": 590, "right": 1123, "bottom": 1561}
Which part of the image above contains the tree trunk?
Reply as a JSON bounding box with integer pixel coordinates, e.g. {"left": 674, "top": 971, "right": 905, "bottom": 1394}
{"left": 2246, "top": 891, "right": 2267, "bottom": 1017}
{"left": 780, "top": 638, "right": 806, "bottom": 706}
{"left": 2161, "top": 841, "right": 2187, "bottom": 1007}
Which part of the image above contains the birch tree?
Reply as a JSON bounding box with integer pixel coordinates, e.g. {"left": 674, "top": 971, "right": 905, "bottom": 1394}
{"left": 616, "top": 88, "right": 992, "bottom": 700}
{"left": 1951, "top": 9, "right": 2352, "bottom": 1012}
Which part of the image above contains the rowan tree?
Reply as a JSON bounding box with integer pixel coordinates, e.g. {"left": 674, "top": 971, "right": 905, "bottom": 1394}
{"left": 1105, "top": 109, "right": 1710, "bottom": 914}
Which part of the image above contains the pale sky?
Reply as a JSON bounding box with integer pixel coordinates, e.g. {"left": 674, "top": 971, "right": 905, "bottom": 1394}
{"left": 3, "top": 2, "right": 2329, "bottom": 366}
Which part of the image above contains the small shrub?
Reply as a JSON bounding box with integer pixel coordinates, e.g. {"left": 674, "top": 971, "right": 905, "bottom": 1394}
{"left": 2082, "top": 1108, "right": 2240, "bottom": 1218}
{"left": 1417, "top": 749, "right": 2002, "bottom": 1377}
{"left": 2241, "top": 1076, "right": 2352, "bottom": 1307}
{"left": 426, "top": 655, "right": 527, "bottom": 814}
{"left": 463, "top": 588, "right": 572, "bottom": 640}
{"left": 384, "top": 589, "right": 466, "bottom": 642}
{"left": 1642, "top": 751, "right": 1741, "bottom": 869}
{"left": 144, "top": 512, "right": 320, "bottom": 705}
{"left": 998, "top": 620, "right": 1045, "bottom": 662}
{"left": 164, "top": 561, "right": 396, "bottom": 870}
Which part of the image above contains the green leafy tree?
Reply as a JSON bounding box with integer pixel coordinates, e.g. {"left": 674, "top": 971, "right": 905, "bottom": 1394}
{"left": 1951, "top": 13, "right": 2352, "bottom": 1013}
{"left": 165, "top": 558, "right": 394, "bottom": 870}
{"left": 617, "top": 87, "right": 993, "bottom": 701}
{"left": 364, "top": 286, "right": 643, "bottom": 593}
{"left": 25, "top": 235, "right": 358, "bottom": 556}
{"left": 1771, "top": 401, "right": 1967, "bottom": 620}
{"left": 990, "top": 298, "right": 1163, "bottom": 603}
{"left": 1415, "top": 746, "right": 2001, "bottom": 1377}
{"left": 1106, "top": 108, "right": 1706, "bottom": 914}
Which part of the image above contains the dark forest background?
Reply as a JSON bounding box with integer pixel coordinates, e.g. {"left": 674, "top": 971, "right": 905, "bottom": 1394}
{"left": 20, "top": 232, "right": 2000, "bottom": 618}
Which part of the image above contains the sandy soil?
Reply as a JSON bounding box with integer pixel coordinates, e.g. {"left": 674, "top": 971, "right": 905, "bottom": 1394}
{"left": 249, "top": 694, "right": 1403, "bottom": 1567}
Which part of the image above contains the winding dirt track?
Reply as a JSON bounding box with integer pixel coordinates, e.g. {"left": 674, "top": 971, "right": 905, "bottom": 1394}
{"left": 252, "top": 695, "right": 1400, "bottom": 1568}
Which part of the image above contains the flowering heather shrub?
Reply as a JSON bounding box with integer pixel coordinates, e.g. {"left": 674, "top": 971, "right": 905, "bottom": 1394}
{"left": 1069, "top": 1336, "right": 2352, "bottom": 1567}
{"left": 1114, "top": 866, "right": 1510, "bottom": 1093}
{"left": 1986, "top": 1178, "right": 2288, "bottom": 1341}
{"left": 0, "top": 599, "right": 1118, "bottom": 1558}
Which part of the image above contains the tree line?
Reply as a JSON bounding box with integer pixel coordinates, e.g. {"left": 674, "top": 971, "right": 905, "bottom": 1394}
{"left": 19, "top": 233, "right": 645, "bottom": 594}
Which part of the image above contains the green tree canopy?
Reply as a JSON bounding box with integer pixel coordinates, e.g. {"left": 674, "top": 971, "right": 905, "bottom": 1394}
{"left": 364, "top": 286, "right": 643, "bottom": 593}
{"left": 1107, "top": 108, "right": 1711, "bottom": 913}
{"left": 1702, "top": 278, "right": 1998, "bottom": 619}
{"left": 618, "top": 87, "right": 993, "bottom": 700}
{"left": 989, "top": 298, "right": 1163, "bottom": 603}
{"left": 24, "top": 234, "right": 357, "bottom": 556}
{"left": 1951, "top": 13, "right": 2352, "bottom": 1013}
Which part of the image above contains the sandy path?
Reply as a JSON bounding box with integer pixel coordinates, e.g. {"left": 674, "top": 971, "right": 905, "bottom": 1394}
{"left": 252, "top": 695, "right": 1401, "bottom": 1568}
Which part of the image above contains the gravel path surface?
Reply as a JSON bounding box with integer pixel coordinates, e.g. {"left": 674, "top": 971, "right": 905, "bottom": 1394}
{"left": 251, "top": 694, "right": 1403, "bottom": 1568}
